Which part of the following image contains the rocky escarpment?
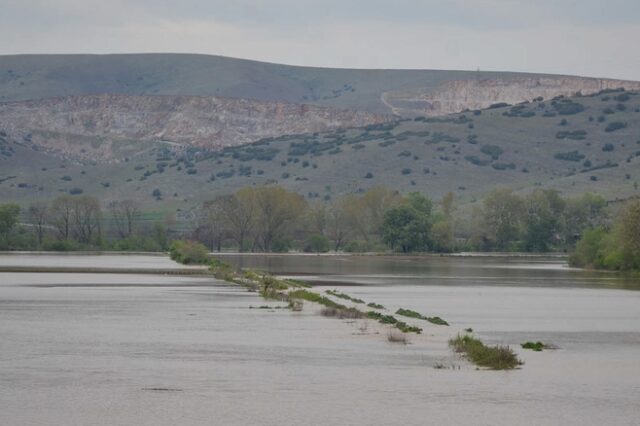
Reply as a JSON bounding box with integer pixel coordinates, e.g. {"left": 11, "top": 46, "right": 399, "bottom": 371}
{"left": 0, "top": 95, "right": 392, "bottom": 162}
{"left": 382, "top": 76, "right": 640, "bottom": 116}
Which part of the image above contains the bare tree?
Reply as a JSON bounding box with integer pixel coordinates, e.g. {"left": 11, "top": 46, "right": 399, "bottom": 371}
{"left": 50, "top": 196, "right": 74, "bottom": 240}
{"left": 254, "top": 186, "right": 307, "bottom": 251}
{"left": 28, "top": 201, "right": 48, "bottom": 246}
{"left": 326, "top": 199, "right": 351, "bottom": 251}
{"left": 197, "top": 199, "right": 227, "bottom": 251}
{"left": 217, "top": 188, "right": 256, "bottom": 252}
{"left": 71, "top": 196, "right": 102, "bottom": 244}
{"left": 108, "top": 200, "right": 140, "bottom": 239}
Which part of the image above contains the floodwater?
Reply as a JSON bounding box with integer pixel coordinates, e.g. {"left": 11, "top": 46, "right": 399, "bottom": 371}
{"left": 1, "top": 254, "right": 639, "bottom": 426}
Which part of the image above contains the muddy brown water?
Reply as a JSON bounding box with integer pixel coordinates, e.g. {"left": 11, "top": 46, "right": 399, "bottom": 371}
{"left": 1, "top": 254, "right": 639, "bottom": 425}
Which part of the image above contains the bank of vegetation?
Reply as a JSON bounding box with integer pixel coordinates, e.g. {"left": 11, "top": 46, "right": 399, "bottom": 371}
{"left": 1, "top": 185, "right": 638, "bottom": 273}
{"left": 569, "top": 199, "right": 640, "bottom": 271}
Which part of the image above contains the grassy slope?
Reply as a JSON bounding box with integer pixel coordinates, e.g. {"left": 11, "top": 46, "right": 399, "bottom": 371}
{"left": 0, "top": 53, "right": 572, "bottom": 113}
{"left": 1, "top": 91, "right": 639, "bottom": 216}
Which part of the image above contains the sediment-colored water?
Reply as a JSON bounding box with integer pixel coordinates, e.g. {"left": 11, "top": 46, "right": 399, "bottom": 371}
{"left": 1, "top": 254, "right": 638, "bottom": 425}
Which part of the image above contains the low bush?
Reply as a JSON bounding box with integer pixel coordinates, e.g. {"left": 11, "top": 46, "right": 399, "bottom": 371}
{"left": 326, "top": 289, "right": 364, "bottom": 304}
{"left": 396, "top": 308, "right": 449, "bottom": 325}
{"left": 521, "top": 341, "right": 546, "bottom": 351}
{"left": 605, "top": 122, "right": 627, "bottom": 132}
{"left": 554, "top": 150, "right": 585, "bottom": 162}
{"left": 169, "top": 240, "right": 210, "bottom": 265}
{"left": 449, "top": 334, "right": 521, "bottom": 370}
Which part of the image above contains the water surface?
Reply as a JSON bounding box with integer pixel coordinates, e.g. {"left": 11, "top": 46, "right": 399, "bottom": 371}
{"left": 1, "top": 254, "right": 639, "bottom": 425}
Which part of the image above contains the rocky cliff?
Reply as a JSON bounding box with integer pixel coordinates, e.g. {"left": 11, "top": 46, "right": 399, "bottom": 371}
{"left": 382, "top": 76, "right": 640, "bottom": 116}
{"left": 0, "top": 94, "right": 391, "bottom": 162}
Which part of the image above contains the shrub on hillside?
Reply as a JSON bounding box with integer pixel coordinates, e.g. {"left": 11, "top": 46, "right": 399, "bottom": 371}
{"left": 605, "top": 122, "right": 627, "bottom": 132}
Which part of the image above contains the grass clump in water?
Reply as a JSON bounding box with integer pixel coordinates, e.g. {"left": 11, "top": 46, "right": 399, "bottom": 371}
{"left": 366, "top": 311, "right": 421, "bottom": 333}
{"left": 396, "top": 308, "right": 449, "bottom": 326}
{"left": 366, "top": 311, "right": 397, "bottom": 324}
{"left": 521, "top": 341, "right": 547, "bottom": 351}
{"left": 289, "top": 289, "right": 343, "bottom": 308}
{"left": 449, "top": 334, "right": 521, "bottom": 370}
{"left": 387, "top": 330, "right": 409, "bottom": 344}
{"left": 326, "top": 289, "right": 365, "bottom": 304}
{"left": 320, "top": 306, "right": 363, "bottom": 319}
{"left": 367, "top": 302, "right": 385, "bottom": 309}
{"left": 395, "top": 321, "right": 422, "bottom": 334}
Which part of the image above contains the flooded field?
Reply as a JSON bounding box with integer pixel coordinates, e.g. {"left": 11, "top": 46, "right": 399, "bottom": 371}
{"left": 1, "top": 253, "right": 639, "bottom": 425}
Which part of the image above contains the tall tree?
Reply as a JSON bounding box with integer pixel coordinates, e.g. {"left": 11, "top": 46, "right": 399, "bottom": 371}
{"left": 381, "top": 193, "right": 433, "bottom": 253}
{"left": 28, "top": 201, "right": 48, "bottom": 246}
{"left": 71, "top": 196, "right": 102, "bottom": 244}
{"left": 616, "top": 199, "right": 640, "bottom": 269}
{"left": 0, "top": 203, "right": 20, "bottom": 244}
{"left": 108, "top": 200, "right": 140, "bottom": 239}
{"left": 50, "top": 196, "right": 74, "bottom": 240}
{"left": 326, "top": 199, "right": 351, "bottom": 251}
{"left": 254, "top": 186, "right": 307, "bottom": 251}
{"left": 522, "top": 189, "right": 566, "bottom": 252}
{"left": 481, "top": 189, "right": 525, "bottom": 250}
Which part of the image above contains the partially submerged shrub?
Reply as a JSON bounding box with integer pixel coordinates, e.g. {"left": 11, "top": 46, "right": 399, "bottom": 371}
{"left": 289, "top": 300, "right": 304, "bottom": 312}
{"left": 321, "top": 306, "right": 363, "bottom": 319}
{"left": 367, "top": 302, "right": 385, "bottom": 309}
{"left": 326, "top": 289, "right": 365, "bottom": 304}
{"left": 396, "top": 308, "right": 449, "bottom": 326}
{"left": 521, "top": 341, "right": 546, "bottom": 351}
{"left": 449, "top": 334, "right": 521, "bottom": 370}
{"left": 169, "top": 240, "right": 210, "bottom": 264}
{"left": 387, "top": 330, "right": 409, "bottom": 344}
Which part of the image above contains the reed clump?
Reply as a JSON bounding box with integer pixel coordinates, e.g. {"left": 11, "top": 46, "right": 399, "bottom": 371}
{"left": 449, "top": 334, "right": 521, "bottom": 370}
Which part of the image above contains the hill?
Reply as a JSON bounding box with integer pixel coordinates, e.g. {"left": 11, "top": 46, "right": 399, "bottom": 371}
{"left": 1, "top": 89, "right": 639, "bottom": 214}
{"left": 0, "top": 94, "right": 390, "bottom": 161}
{"left": 2, "top": 54, "right": 640, "bottom": 116}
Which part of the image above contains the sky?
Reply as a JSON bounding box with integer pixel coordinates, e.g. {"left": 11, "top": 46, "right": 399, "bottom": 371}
{"left": 1, "top": 0, "right": 639, "bottom": 80}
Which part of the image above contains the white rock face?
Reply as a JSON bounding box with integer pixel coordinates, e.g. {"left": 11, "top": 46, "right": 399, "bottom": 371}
{"left": 382, "top": 76, "right": 640, "bottom": 116}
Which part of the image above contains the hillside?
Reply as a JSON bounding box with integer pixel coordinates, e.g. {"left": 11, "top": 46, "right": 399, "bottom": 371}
{"left": 1, "top": 89, "right": 639, "bottom": 213}
{"left": 0, "top": 94, "right": 390, "bottom": 162}
{"left": 2, "top": 54, "right": 640, "bottom": 116}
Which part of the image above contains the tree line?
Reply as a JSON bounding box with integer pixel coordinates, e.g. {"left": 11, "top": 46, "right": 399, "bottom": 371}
{"left": 192, "top": 186, "right": 455, "bottom": 253}
{"left": 1, "top": 185, "right": 636, "bottom": 270}
{"left": 0, "top": 196, "right": 169, "bottom": 251}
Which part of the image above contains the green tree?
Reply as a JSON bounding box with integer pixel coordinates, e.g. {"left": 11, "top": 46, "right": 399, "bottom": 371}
{"left": 480, "top": 189, "right": 525, "bottom": 250}
{"left": 304, "top": 234, "right": 330, "bottom": 253}
{"left": 564, "top": 193, "right": 608, "bottom": 246}
{"left": 381, "top": 193, "right": 433, "bottom": 253}
{"left": 615, "top": 199, "right": 640, "bottom": 269}
{"left": 522, "top": 189, "right": 566, "bottom": 252}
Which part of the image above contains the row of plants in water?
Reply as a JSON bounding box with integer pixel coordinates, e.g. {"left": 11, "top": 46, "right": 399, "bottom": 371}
{"left": 171, "top": 243, "right": 532, "bottom": 370}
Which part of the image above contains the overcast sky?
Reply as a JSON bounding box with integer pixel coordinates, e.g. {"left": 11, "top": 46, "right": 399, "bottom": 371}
{"left": 1, "top": 0, "right": 639, "bottom": 80}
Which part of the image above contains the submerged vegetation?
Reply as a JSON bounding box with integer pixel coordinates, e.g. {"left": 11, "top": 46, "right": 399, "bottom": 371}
{"left": 521, "top": 341, "right": 547, "bottom": 351}
{"left": 326, "top": 289, "right": 365, "bottom": 304}
{"left": 449, "top": 334, "right": 521, "bottom": 370}
{"left": 396, "top": 308, "right": 449, "bottom": 326}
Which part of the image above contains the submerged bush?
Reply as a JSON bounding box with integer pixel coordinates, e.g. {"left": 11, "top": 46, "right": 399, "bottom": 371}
{"left": 521, "top": 341, "right": 546, "bottom": 351}
{"left": 449, "top": 334, "right": 521, "bottom": 370}
{"left": 396, "top": 308, "right": 449, "bottom": 325}
{"left": 169, "top": 240, "right": 210, "bottom": 264}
